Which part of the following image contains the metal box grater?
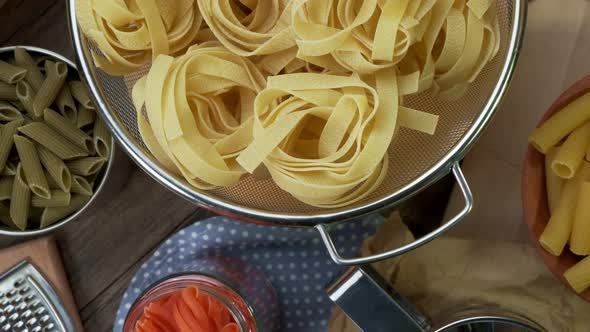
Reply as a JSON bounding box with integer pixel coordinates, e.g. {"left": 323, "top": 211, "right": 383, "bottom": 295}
{"left": 0, "top": 261, "right": 76, "bottom": 332}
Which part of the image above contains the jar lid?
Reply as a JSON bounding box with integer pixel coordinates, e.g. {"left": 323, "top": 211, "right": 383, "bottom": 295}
{"left": 328, "top": 266, "right": 545, "bottom": 332}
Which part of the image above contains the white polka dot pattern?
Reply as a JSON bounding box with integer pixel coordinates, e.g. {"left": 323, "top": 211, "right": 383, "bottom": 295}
{"left": 114, "top": 215, "right": 382, "bottom": 332}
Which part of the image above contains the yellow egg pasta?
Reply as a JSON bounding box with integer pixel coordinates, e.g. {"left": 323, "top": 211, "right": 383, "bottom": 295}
{"left": 564, "top": 255, "right": 590, "bottom": 294}
{"left": 530, "top": 91, "right": 590, "bottom": 154}
{"left": 236, "top": 70, "right": 438, "bottom": 207}
{"left": 552, "top": 122, "right": 590, "bottom": 179}
{"left": 545, "top": 147, "right": 563, "bottom": 213}
{"left": 291, "top": 0, "right": 500, "bottom": 97}
{"left": 197, "top": 0, "right": 298, "bottom": 75}
{"left": 570, "top": 181, "right": 590, "bottom": 256}
{"left": 76, "top": 0, "right": 502, "bottom": 209}
{"left": 540, "top": 162, "right": 590, "bottom": 257}
{"left": 76, "top": 0, "right": 205, "bottom": 75}
{"left": 133, "top": 43, "right": 266, "bottom": 188}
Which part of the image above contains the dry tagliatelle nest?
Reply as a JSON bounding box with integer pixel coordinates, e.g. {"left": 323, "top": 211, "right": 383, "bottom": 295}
{"left": 79, "top": 0, "right": 500, "bottom": 208}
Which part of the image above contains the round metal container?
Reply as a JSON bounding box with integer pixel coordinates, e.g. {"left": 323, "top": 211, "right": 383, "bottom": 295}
{"left": 0, "top": 46, "right": 114, "bottom": 238}
{"left": 66, "top": 1, "right": 526, "bottom": 265}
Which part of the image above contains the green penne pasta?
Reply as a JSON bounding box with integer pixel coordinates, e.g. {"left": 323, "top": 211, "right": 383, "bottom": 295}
{"left": 10, "top": 164, "right": 30, "bottom": 230}
{"left": 18, "top": 122, "right": 88, "bottom": 160}
{"left": 14, "top": 135, "right": 51, "bottom": 199}
{"left": 10, "top": 100, "right": 24, "bottom": 111}
{"left": 32, "top": 60, "right": 67, "bottom": 117}
{"left": 86, "top": 172, "right": 100, "bottom": 187}
{"left": 76, "top": 106, "right": 95, "bottom": 129}
{"left": 93, "top": 118, "right": 111, "bottom": 158}
{"left": 16, "top": 81, "right": 36, "bottom": 118}
{"left": 0, "top": 119, "right": 24, "bottom": 174}
{"left": 1, "top": 161, "right": 16, "bottom": 176}
{"left": 32, "top": 190, "right": 71, "bottom": 208}
{"left": 66, "top": 157, "right": 105, "bottom": 176}
{"left": 0, "top": 101, "right": 22, "bottom": 122}
{"left": 40, "top": 194, "right": 89, "bottom": 228}
{"left": 56, "top": 85, "right": 77, "bottom": 123}
{"left": 68, "top": 81, "right": 93, "bottom": 109}
{"left": 0, "top": 60, "right": 27, "bottom": 84}
{"left": 0, "top": 81, "right": 17, "bottom": 100}
{"left": 43, "top": 109, "right": 93, "bottom": 152}
{"left": 0, "top": 202, "right": 17, "bottom": 229}
{"left": 29, "top": 207, "right": 43, "bottom": 225}
{"left": 37, "top": 145, "right": 72, "bottom": 192}
{"left": 71, "top": 175, "right": 93, "bottom": 196}
{"left": 14, "top": 48, "right": 44, "bottom": 91}
{"left": 34, "top": 56, "right": 52, "bottom": 68}
{"left": 45, "top": 170, "right": 60, "bottom": 189}
{"left": 0, "top": 176, "right": 13, "bottom": 201}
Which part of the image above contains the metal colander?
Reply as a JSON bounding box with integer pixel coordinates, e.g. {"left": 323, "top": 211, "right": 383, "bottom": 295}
{"left": 66, "top": 1, "right": 526, "bottom": 265}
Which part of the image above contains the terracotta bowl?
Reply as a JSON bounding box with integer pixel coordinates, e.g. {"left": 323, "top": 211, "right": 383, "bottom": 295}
{"left": 522, "top": 74, "right": 590, "bottom": 302}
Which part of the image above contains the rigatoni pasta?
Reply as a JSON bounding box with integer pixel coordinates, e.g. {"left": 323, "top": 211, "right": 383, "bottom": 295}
{"left": 540, "top": 163, "right": 590, "bottom": 256}
{"left": 565, "top": 256, "right": 590, "bottom": 294}
{"left": 545, "top": 147, "right": 563, "bottom": 213}
{"left": 551, "top": 122, "right": 590, "bottom": 179}
{"left": 533, "top": 91, "right": 590, "bottom": 294}
{"left": 0, "top": 47, "right": 111, "bottom": 231}
{"left": 530, "top": 91, "right": 590, "bottom": 154}
{"left": 570, "top": 181, "right": 590, "bottom": 256}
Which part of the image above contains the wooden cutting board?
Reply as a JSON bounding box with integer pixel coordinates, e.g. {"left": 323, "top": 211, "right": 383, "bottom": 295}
{"left": 0, "top": 237, "right": 84, "bottom": 331}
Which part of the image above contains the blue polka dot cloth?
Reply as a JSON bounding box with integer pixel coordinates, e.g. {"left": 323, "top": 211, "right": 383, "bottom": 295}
{"left": 114, "top": 215, "right": 382, "bottom": 332}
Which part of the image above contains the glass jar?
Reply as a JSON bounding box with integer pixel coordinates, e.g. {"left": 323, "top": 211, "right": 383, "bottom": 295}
{"left": 124, "top": 257, "right": 279, "bottom": 332}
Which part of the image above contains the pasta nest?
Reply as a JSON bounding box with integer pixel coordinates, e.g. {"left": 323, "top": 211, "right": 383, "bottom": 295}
{"left": 132, "top": 42, "right": 267, "bottom": 189}
{"left": 76, "top": 0, "right": 205, "bottom": 75}
{"left": 293, "top": 0, "right": 501, "bottom": 99}
{"left": 197, "top": 0, "right": 298, "bottom": 74}
{"left": 237, "top": 71, "right": 400, "bottom": 208}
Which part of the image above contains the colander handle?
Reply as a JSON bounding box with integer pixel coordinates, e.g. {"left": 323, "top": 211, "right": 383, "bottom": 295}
{"left": 316, "top": 162, "right": 473, "bottom": 266}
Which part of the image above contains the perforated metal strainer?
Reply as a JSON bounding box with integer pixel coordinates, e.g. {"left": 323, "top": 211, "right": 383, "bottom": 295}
{"left": 66, "top": 1, "right": 526, "bottom": 265}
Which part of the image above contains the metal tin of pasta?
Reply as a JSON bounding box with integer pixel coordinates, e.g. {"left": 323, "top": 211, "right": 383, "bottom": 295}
{"left": 0, "top": 46, "right": 114, "bottom": 238}
{"left": 67, "top": 0, "right": 527, "bottom": 266}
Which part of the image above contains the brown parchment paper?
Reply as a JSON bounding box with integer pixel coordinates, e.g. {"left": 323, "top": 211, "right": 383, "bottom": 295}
{"left": 327, "top": 215, "right": 590, "bottom": 332}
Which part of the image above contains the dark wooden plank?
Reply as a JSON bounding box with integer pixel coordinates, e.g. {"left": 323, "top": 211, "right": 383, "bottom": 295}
{"left": 0, "top": 0, "right": 57, "bottom": 43}
{"left": 55, "top": 147, "right": 201, "bottom": 310}
{"left": 3, "top": 0, "right": 74, "bottom": 59}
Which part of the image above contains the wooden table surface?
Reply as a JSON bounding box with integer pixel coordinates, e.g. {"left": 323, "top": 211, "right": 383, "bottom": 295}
{"left": 0, "top": 2, "right": 452, "bottom": 331}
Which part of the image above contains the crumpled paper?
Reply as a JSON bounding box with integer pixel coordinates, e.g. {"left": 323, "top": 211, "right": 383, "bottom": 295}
{"left": 328, "top": 214, "right": 590, "bottom": 332}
